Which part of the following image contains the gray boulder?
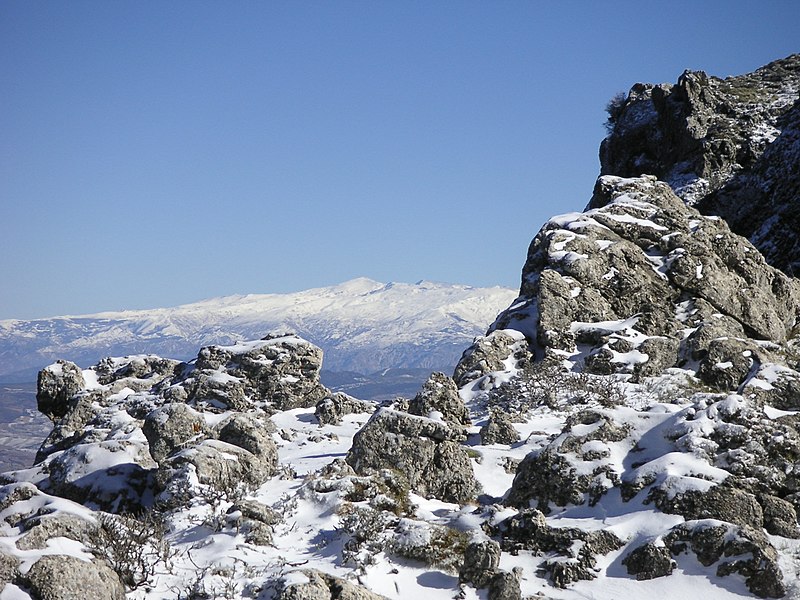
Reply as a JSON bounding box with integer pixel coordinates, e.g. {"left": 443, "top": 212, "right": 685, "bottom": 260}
{"left": 36, "top": 360, "right": 85, "bottom": 421}
{"left": 408, "top": 372, "right": 470, "bottom": 426}
{"left": 454, "top": 330, "right": 526, "bottom": 387}
{"left": 160, "top": 438, "right": 274, "bottom": 492}
{"left": 622, "top": 542, "right": 675, "bottom": 580}
{"left": 346, "top": 408, "right": 480, "bottom": 504}
{"left": 0, "top": 551, "right": 19, "bottom": 590}
{"left": 480, "top": 409, "right": 520, "bottom": 445}
{"left": 275, "top": 569, "right": 388, "bottom": 600}
{"left": 760, "top": 494, "right": 800, "bottom": 538}
{"left": 459, "top": 539, "right": 501, "bottom": 588}
{"left": 16, "top": 514, "right": 97, "bottom": 551}
{"left": 495, "top": 508, "right": 623, "bottom": 588}
{"left": 315, "top": 393, "right": 374, "bottom": 426}
{"left": 143, "top": 402, "right": 208, "bottom": 463}
{"left": 653, "top": 483, "right": 764, "bottom": 530}
{"left": 507, "top": 410, "right": 628, "bottom": 510}
{"left": 484, "top": 174, "right": 800, "bottom": 392}
{"left": 664, "top": 522, "right": 785, "bottom": 598}
{"left": 227, "top": 498, "right": 282, "bottom": 546}
{"left": 192, "top": 334, "right": 330, "bottom": 410}
{"left": 216, "top": 412, "right": 278, "bottom": 470}
{"left": 487, "top": 570, "right": 521, "bottom": 600}
{"left": 23, "top": 555, "right": 125, "bottom": 600}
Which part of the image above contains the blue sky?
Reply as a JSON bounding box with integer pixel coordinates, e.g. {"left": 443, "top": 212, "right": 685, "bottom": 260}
{"left": 1, "top": 1, "right": 798, "bottom": 320}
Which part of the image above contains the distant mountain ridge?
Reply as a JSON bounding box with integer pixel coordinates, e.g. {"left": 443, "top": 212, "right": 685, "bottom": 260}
{"left": 0, "top": 278, "right": 517, "bottom": 382}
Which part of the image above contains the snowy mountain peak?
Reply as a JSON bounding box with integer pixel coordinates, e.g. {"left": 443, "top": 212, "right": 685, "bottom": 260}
{"left": 0, "top": 279, "right": 517, "bottom": 382}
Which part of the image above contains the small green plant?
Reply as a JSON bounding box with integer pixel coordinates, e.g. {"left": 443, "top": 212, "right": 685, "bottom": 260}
{"left": 604, "top": 91, "right": 627, "bottom": 134}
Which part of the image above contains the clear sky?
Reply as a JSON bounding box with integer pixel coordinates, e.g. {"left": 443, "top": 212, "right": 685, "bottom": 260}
{"left": 1, "top": 1, "right": 797, "bottom": 320}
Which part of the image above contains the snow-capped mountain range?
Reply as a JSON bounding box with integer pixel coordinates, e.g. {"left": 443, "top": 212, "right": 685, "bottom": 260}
{"left": 0, "top": 278, "right": 517, "bottom": 382}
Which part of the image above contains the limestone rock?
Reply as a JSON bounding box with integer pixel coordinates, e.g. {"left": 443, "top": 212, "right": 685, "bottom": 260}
{"left": 160, "top": 438, "right": 274, "bottom": 492}
{"left": 494, "top": 508, "right": 623, "bottom": 588}
{"left": 16, "top": 514, "right": 97, "bottom": 551}
{"left": 760, "top": 494, "right": 800, "bottom": 538}
{"left": 23, "top": 555, "right": 125, "bottom": 600}
{"left": 480, "top": 409, "right": 520, "bottom": 445}
{"left": 653, "top": 484, "right": 764, "bottom": 530}
{"left": 0, "top": 551, "right": 19, "bottom": 590}
{"left": 601, "top": 54, "right": 800, "bottom": 274}
{"left": 485, "top": 174, "right": 800, "bottom": 392}
{"left": 216, "top": 412, "right": 278, "bottom": 471}
{"left": 408, "top": 372, "right": 470, "bottom": 426}
{"left": 315, "top": 393, "right": 374, "bottom": 426}
{"left": 276, "top": 569, "right": 388, "bottom": 600}
{"left": 227, "top": 499, "right": 282, "bottom": 546}
{"left": 454, "top": 329, "right": 532, "bottom": 387}
{"left": 36, "top": 360, "right": 85, "bottom": 421}
{"left": 664, "top": 522, "right": 785, "bottom": 598}
{"left": 506, "top": 409, "right": 628, "bottom": 510}
{"left": 346, "top": 408, "right": 480, "bottom": 504}
{"left": 143, "top": 402, "right": 208, "bottom": 463}
{"left": 459, "top": 539, "right": 501, "bottom": 588}
{"left": 192, "top": 334, "right": 330, "bottom": 410}
{"left": 622, "top": 542, "right": 675, "bottom": 580}
{"left": 487, "top": 570, "right": 521, "bottom": 600}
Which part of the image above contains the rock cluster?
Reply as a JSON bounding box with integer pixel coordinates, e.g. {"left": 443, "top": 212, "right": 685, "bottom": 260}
{"left": 601, "top": 54, "right": 800, "bottom": 273}
{"left": 473, "top": 174, "right": 800, "bottom": 403}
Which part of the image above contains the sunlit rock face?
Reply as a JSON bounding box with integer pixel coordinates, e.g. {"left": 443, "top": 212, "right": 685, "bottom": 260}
{"left": 601, "top": 54, "right": 800, "bottom": 274}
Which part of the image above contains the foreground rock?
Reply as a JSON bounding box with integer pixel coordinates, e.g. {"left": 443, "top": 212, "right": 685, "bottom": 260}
{"left": 467, "top": 174, "right": 800, "bottom": 405}
{"left": 346, "top": 408, "right": 480, "bottom": 504}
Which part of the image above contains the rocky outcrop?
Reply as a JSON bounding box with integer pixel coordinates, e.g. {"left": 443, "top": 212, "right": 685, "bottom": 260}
{"left": 459, "top": 539, "right": 501, "bottom": 588}
{"left": 407, "top": 371, "right": 470, "bottom": 426}
{"left": 36, "top": 360, "right": 86, "bottom": 421}
{"left": 664, "top": 521, "right": 786, "bottom": 597}
{"left": 480, "top": 409, "right": 520, "bottom": 445}
{"left": 189, "top": 334, "right": 330, "bottom": 411}
{"left": 454, "top": 330, "right": 531, "bottom": 388}
{"left": 601, "top": 54, "right": 800, "bottom": 273}
{"left": 493, "top": 508, "right": 623, "bottom": 588}
{"left": 346, "top": 408, "right": 480, "bottom": 504}
{"left": 467, "top": 175, "right": 800, "bottom": 405}
{"left": 6, "top": 335, "right": 325, "bottom": 515}
{"left": 315, "top": 393, "right": 374, "bottom": 426}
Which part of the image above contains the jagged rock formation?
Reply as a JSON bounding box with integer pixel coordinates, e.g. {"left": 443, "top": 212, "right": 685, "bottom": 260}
{"left": 454, "top": 56, "right": 800, "bottom": 597}
{"left": 601, "top": 54, "right": 800, "bottom": 273}
{"left": 454, "top": 155, "right": 800, "bottom": 594}
{"left": 486, "top": 174, "right": 800, "bottom": 401}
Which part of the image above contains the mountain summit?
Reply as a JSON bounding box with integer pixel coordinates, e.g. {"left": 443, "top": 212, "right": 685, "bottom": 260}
{"left": 0, "top": 278, "right": 516, "bottom": 381}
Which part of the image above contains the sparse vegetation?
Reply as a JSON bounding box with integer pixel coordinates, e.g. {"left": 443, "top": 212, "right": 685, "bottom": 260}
{"left": 87, "top": 510, "right": 175, "bottom": 590}
{"left": 604, "top": 91, "right": 627, "bottom": 133}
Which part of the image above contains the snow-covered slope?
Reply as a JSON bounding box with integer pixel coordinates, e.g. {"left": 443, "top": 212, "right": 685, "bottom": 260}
{"left": 0, "top": 278, "right": 516, "bottom": 381}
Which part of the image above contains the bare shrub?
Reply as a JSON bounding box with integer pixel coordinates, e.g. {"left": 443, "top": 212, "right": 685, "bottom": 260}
{"left": 87, "top": 510, "right": 174, "bottom": 589}
{"left": 604, "top": 91, "right": 627, "bottom": 133}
